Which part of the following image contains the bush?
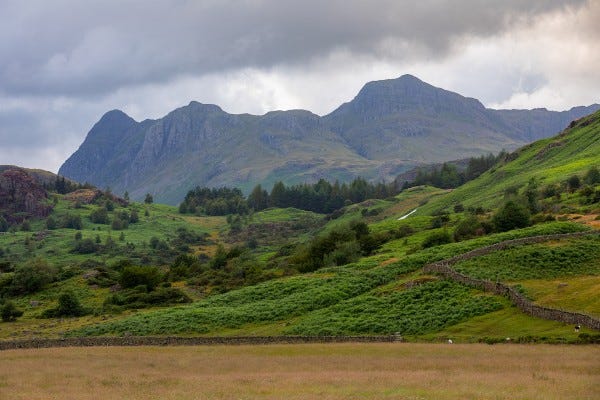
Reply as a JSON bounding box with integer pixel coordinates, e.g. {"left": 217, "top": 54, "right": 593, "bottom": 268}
{"left": 492, "top": 200, "right": 530, "bottom": 232}
{"left": 422, "top": 230, "right": 452, "bottom": 248}
{"left": 119, "top": 265, "right": 163, "bottom": 291}
{"left": 1, "top": 301, "right": 23, "bottom": 322}
{"left": 73, "top": 238, "right": 98, "bottom": 254}
{"left": 43, "top": 290, "right": 87, "bottom": 317}
{"left": 453, "top": 215, "right": 482, "bottom": 242}
{"left": 62, "top": 214, "right": 82, "bottom": 229}
{"left": 0, "top": 216, "right": 8, "bottom": 232}
{"left": 46, "top": 216, "right": 57, "bottom": 230}
{"left": 11, "top": 259, "right": 57, "bottom": 294}
{"left": 89, "top": 207, "right": 109, "bottom": 224}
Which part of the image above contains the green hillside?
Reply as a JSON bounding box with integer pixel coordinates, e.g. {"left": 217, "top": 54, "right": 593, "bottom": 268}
{"left": 1, "top": 112, "right": 600, "bottom": 342}
{"left": 418, "top": 110, "right": 600, "bottom": 213}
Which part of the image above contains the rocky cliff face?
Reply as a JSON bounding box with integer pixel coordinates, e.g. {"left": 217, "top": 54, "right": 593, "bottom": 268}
{"left": 59, "top": 75, "right": 600, "bottom": 204}
{"left": 0, "top": 168, "right": 51, "bottom": 224}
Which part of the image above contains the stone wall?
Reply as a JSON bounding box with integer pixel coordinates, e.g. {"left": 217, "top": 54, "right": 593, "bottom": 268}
{"left": 0, "top": 335, "right": 399, "bottom": 351}
{"left": 424, "top": 231, "right": 600, "bottom": 330}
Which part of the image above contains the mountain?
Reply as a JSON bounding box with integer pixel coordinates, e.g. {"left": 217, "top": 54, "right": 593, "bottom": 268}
{"left": 59, "top": 75, "right": 599, "bottom": 204}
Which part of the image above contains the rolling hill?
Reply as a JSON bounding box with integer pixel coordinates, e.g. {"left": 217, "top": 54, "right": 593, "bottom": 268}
{"left": 58, "top": 75, "right": 599, "bottom": 204}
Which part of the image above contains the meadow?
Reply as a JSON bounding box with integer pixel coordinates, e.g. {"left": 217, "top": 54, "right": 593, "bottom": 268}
{"left": 0, "top": 343, "right": 598, "bottom": 400}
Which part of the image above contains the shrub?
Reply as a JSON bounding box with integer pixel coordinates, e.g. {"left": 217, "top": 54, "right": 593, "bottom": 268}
{"left": 1, "top": 301, "right": 23, "bottom": 322}
{"left": 119, "top": 265, "right": 163, "bottom": 291}
{"left": 43, "top": 290, "right": 87, "bottom": 317}
{"left": 73, "top": 238, "right": 98, "bottom": 254}
{"left": 11, "top": 259, "right": 57, "bottom": 294}
{"left": 492, "top": 200, "right": 530, "bottom": 232}
{"left": 567, "top": 175, "right": 581, "bottom": 192}
{"left": 0, "top": 216, "right": 8, "bottom": 232}
{"left": 46, "top": 216, "right": 57, "bottom": 230}
{"left": 89, "top": 207, "right": 109, "bottom": 224}
{"left": 422, "top": 230, "right": 452, "bottom": 248}
{"left": 62, "top": 214, "right": 82, "bottom": 229}
{"left": 453, "top": 215, "right": 481, "bottom": 242}
{"left": 584, "top": 166, "right": 600, "bottom": 185}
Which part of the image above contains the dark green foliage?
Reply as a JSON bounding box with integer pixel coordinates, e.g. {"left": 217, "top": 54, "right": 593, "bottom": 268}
{"left": 180, "top": 187, "right": 248, "bottom": 216}
{"left": 422, "top": 230, "right": 452, "bottom": 248}
{"left": 247, "top": 184, "right": 269, "bottom": 211}
{"left": 567, "top": 175, "right": 581, "bottom": 192}
{"left": 0, "top": 216, "right": 8, "bottom": 232}
{"left": 180, "top": 178, "right": 396, "bottom": 216}
{"left": 403, "top": 152, "right": 506, "bottom": 190}
{"left": 20, "top": 220, "right": 31, "bottom": 231}
{"left": 74, "top": 231, "right": 82, "bottom": 241}
{"left": 46, "top": 216, "right": 57, "bottom": 230}
{"left": 104, "top": 287, "right": 191, "bottom": 310}
{"left": 524, "top": 178, "right": 540, "bottom": 214}
{"left": 492, "top": 200, "right": 530, "bottom": 232}
{"left": 43, "top": 290, "right": 87, "bottom": 317}
{"left": 1, "top": 301, "right": 23, "bottom": 322}
{"left": 62, "top": 213, "right": 82, "bottom": 229}
{"left": 11, "top": 259, "right": 57, "bottom": 294}
{"left": 89, "top": 207, "right": 109, "bottom": 224}
{"left": 111, "top": 216, "right": 127, "bottom": 230}
{"left": 584, "top": 166, "right": 600, "bottom": 185}
{"left": 129, "top": 209, "right": 139, "bottom": 223}
{"left": 72, "top": 238, "right": 98, "bottom": 254}
{"left": 119, "top": 265, "right": 163, "bottom": 291}
{"left": 144, "top": 193, "right": 154, "bottom": 204}
{"left": 291, "top": 221, "right": 386, "bottom": 272}
{"left": 453, "top": 215, "right": 484, "bottom": 242}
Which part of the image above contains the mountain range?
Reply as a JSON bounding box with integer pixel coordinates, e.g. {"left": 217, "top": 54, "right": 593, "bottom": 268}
{"left": 59, "top": 74, "right": 599, "bottom": 204}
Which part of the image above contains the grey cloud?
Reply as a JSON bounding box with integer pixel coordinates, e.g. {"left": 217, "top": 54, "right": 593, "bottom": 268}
{"left": 0, "top": 0, "right": 586, "bottom": 97}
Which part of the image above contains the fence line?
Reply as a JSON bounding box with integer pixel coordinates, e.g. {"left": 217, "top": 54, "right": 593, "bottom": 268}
{"left": 423, "top": 231, "right": 600, "bottom": 330}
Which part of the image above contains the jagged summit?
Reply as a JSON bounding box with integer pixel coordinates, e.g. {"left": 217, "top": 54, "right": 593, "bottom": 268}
{"left": 59, "top": 75, "right": 600, "bottom": 204}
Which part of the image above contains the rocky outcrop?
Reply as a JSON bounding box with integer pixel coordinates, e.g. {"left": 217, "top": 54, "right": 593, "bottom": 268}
{"left": 0, "top": 168, "right": 52, "bottom": 224}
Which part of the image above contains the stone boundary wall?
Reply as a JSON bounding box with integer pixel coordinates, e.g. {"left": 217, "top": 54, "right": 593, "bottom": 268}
{"left": 423, "top": 231, "right": 600, "bottom": 331}
{"left": 0, "top": 335, "right": 399, "bottom": 351}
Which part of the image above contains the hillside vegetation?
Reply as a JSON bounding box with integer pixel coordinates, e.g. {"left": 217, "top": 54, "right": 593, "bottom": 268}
{"left": 1, "top": 110, "right": 599, "bottom": 342}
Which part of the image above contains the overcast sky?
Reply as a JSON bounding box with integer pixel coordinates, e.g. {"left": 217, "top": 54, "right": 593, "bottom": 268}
{"left": 1, "top": 0, "right": 598, "bottom": 173}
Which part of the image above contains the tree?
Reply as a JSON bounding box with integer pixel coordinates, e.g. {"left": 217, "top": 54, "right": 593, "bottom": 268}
{"left": 0, "top": 216, "right": 8, "bottom": 232}
{"left": 46, "top": 216, "right": 57, "bottom": 230}
{"left": 144, "top": 193, "right": 154, "bottom": 204}
{"left": 247, "top": 184, "right": 269, "bottom": 211}
{"left": 55, "top": 290, "right": 86, "bottom": 316}
{"left": 567, "top": 175, "right": 581, "bottom": 192}
{"left": 11, "top": 258, "right": 57, "bottom": 294}
{"left": 119, "top": 265, "right": 162, "bottom": 291}
{"left": 584, "top": 166, "right": 600, "bottom": 185}
{"left": 492, "top": 200, "right": 530, "bottom": 232}
{"left": 1, "top": 301, "right": 23, "bottom": 322}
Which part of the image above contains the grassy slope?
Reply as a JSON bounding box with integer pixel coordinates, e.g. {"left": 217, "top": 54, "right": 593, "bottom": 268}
{"left": 418, "top": 110, "right": 600, "bottom": 214}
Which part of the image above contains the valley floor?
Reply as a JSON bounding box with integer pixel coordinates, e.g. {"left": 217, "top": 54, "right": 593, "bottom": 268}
{"left": 0, "top": 343, "right": 598, "bottom": 399}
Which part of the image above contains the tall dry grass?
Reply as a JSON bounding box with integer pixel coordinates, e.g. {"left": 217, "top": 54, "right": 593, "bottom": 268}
{"left": 0, "top": 343, "right": 598, "bottom": 399}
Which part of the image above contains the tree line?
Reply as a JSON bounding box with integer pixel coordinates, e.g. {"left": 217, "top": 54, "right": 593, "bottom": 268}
{"left": 179, "top": 178, "right": 396, "bottom": 215}
{"left": 400, "top": 152, "right": 507, "bottom": 190}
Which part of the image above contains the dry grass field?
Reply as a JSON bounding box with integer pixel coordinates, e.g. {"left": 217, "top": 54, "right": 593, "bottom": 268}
{"left": 1, "top": 343, "right": 598, "bottom": 399}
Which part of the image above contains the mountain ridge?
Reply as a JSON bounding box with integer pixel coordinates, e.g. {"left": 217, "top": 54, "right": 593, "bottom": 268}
{"left": 59, "top": 75, "right": 600, "bottom": 204}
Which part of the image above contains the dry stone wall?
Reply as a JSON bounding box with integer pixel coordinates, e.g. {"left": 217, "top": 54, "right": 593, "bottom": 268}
{"left": 423, "top": 231, "right": 600, "bottom": 331}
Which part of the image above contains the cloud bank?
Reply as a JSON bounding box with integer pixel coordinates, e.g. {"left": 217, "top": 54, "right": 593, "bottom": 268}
{"left": 0, "top": 0, "right": 597, "bottom": 172}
